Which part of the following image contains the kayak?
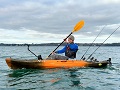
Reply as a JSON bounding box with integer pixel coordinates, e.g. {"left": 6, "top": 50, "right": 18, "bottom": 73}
{"left": 5, "top": 58, "right": 111, "bottom": 69}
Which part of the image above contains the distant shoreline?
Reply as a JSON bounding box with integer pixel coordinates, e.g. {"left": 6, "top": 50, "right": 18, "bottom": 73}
{"left": 0, "top": 43, "right": 120, "bottom": 46}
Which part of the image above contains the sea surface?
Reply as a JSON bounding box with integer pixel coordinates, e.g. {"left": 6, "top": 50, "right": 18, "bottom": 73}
{"left": 0, "top": 46, "right": 120, "bottom": 90}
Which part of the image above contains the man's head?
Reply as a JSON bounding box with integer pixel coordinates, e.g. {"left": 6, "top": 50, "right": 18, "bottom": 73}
{"left": 68, "top": 35, "right": 74, "bottom": 43}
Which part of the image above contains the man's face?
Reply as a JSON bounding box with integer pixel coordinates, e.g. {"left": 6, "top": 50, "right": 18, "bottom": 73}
{"left": 68, "top": 38, "right": 73, "bottom": 43}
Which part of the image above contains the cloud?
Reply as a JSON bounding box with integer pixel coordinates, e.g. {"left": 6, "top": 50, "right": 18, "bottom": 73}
{"left": 0, "top": 28, "right": 69, "bottom": 43}
{"left": 0, "top": 0, "right": 120, "bottom": 43}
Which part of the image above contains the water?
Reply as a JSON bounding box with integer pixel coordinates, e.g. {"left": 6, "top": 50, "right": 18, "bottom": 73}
{"left": 0, "top": 46, "right": 120, "bottom": 90}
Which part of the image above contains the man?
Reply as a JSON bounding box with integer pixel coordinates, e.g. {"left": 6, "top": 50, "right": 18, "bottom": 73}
{"left": 46, "top": 35, "right": 78, "bottom": 60}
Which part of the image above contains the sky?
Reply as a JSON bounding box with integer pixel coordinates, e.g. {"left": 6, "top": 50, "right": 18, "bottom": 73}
{"left": 0, "top": 0, "right": 120, "bottom": 44}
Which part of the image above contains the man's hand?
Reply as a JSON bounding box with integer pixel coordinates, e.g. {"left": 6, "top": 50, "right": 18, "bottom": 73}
{"left": 63, "top": 38, "right": 68, "bottom": 43}
{"left": 52, "top": 51, "right": 56, "bottom": 55}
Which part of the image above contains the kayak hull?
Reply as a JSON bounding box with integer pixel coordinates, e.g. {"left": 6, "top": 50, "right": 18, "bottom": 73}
{"left": 5, "top": 58, "right": 111, "bottom": 69}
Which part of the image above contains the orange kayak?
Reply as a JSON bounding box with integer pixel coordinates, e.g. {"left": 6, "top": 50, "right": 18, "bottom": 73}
{"left": 5, "top": 58, "right": 111, "bottom": 69}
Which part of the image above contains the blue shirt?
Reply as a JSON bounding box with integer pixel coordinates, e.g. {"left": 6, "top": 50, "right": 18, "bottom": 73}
{"left": 56, "top": 43, "right": 78, "bottom": 54}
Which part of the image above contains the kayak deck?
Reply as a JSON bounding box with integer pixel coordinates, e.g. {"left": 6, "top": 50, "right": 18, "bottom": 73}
{"left": 5, "top": 58, "right": 111, "bottom": 69}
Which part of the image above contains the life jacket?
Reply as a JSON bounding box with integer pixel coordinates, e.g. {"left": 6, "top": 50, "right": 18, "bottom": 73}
{"left": 65, "top": 44, "right": 78, "bottom": 59}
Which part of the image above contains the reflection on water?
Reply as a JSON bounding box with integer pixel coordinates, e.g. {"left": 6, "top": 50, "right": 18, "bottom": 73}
{"left": 8, "top": 69, "right": 43, "bottom": 77}
{"left": 4, "top": 66, "right": 120, "bottom": 90}
{"left": 7, "top": 68, "right": 85, "bottom": 89}
{"left": 69, "top": 69, "right": 82, "bottom": 86}
{"left": 5, "top": 64, "right": 120, "bottom": 90}
{"left": 7, "top": 69, "right": 63, "bottom": 89}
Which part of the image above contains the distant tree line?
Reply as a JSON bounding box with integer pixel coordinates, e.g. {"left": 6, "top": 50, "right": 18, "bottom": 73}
{"left": 0, "top": 43, "right": 120, "bottom": 46}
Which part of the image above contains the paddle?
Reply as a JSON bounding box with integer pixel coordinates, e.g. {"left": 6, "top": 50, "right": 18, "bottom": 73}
{"left": 48, "top": 20, "right": 85, "bottom": 57}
